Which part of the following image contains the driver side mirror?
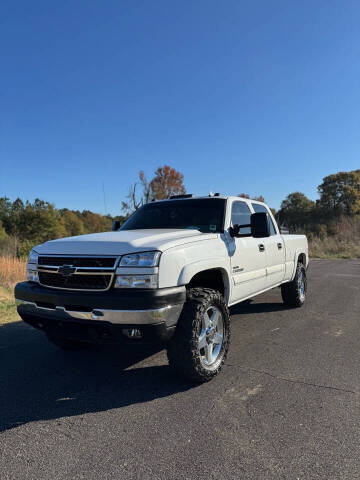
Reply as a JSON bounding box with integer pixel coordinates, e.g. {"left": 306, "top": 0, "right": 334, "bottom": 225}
{"left": 230, "top": 212, "right": 270, "bottom": 238}
{"left": 250, "top": 212, "right": 270, "bottom": 238}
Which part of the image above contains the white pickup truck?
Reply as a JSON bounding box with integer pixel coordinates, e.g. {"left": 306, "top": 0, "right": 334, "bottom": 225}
{"left": 15, "top": 194, "right": 308, "bottom": 382}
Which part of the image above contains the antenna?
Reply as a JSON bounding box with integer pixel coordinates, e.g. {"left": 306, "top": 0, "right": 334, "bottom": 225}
{"left": 102, "top": 181, "right": 108, "bottom": 215}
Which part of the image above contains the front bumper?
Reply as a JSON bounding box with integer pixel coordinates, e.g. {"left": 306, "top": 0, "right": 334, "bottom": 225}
{"left": 15, "top": 282, "right": 185, "bottom": 343}
{"left": 16, "top": 299, "right": 183, "bottom": 326}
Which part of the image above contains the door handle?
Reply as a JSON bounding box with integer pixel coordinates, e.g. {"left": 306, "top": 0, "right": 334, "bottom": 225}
{"left": 258, "top": 244, "right": 265, "bottom": 252}
{"left": 277, "top": 243, "right": 283, "bottom": 249}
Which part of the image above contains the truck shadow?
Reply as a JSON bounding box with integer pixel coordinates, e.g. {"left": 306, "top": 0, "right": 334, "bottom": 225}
{"left": 230, "top": 299, "right": 288, "bottom": 315}
{"left": 0, "top": 322, "right": 193, "bottom": 433}
{"left": 1, "top": 297, "right": 287, "bottom": 432}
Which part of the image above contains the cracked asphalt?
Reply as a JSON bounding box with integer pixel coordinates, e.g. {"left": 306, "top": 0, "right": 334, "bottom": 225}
{"left": 1, "top": 259, "right": 360, "bottom": 479}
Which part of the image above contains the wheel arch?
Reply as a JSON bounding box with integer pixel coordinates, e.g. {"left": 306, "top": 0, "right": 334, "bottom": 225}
{"left": 179, "top": 261, "right": 231, "bottom": 304}
{"left": 297, "top": 252, "right": 307, "bottom": 266}
{"left": 290, "top": 250, "right": 308, "bottom": 280}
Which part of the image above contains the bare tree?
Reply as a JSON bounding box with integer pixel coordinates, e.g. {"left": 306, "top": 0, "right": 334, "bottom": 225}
{"left": 122, "top": 166, "right": 186, "bottom": 214}
{"left": 121, "top": 170, "right": 152, "bottom": 215}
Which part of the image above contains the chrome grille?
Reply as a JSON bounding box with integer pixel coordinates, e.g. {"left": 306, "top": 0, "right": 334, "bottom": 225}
{"left": 38, "top": 272, "right": 113, "bottom": 291}
{"left": 37, "top": 255, "right": 118, "bottom": 291}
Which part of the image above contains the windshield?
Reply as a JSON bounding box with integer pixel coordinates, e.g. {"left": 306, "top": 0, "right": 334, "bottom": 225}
{"left": 120, "top": 198, "right": 226, "bottom": 233}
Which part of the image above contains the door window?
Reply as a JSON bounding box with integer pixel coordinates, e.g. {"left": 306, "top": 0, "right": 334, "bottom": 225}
{"left": 231, "top": 201, "right": 251, "bottom": 235}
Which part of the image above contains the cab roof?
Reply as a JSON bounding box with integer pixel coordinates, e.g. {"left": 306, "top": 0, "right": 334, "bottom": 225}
{"left": 154, "top": 194, "right": 268, "bottom": 208}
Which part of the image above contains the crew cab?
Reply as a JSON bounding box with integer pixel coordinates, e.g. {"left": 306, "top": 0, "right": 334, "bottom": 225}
{"left": 15, "top": 194, "right": 308, "bottom": 382}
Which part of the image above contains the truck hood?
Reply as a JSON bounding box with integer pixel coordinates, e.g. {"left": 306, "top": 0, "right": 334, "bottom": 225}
{"left": 35, "top": 229, "right": 217, "bottom": 256}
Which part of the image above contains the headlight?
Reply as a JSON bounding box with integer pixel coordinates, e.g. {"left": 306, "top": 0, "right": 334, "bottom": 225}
{"left": 28, "top": 249, "right": 39, "bottom": 265}
{"left": 115, "top": 274, "right": 158, "bottom": 289}
{"left": 120, "top": 251, "right": 161, "bottom": 267}
{"left": 27, "top": 249, "right": 39, "bottom": 282}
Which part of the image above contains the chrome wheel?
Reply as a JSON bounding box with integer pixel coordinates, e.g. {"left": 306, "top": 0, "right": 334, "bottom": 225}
{"left": 298, "top": 270, "right": 306, "bottom": 302}
{"left": 198, "top": 305, "right": 224, "bottom": 369}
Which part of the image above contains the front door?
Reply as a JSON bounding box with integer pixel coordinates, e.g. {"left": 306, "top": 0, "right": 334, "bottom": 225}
{"left": 251, "top": 203, "right": 286, "bottom": 288}
{"left": 227, "top": 200, "right": 267, "bottom": 304}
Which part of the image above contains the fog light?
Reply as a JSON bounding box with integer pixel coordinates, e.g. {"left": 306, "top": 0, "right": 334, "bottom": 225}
{"left": 115, "top": 274, "right": 158, "bottom": 289}
{"left": 122, "top": 328, "right": 142, "bottom": 339}
{"left": 26, "top": 269, "right": 39, "bottom": 283}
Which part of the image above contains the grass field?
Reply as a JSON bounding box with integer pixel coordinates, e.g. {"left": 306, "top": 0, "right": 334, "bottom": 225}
{"left": 0, "top": 257, "right": 26, "bottom": 325}
{"left": 0, "top": 287, "right": 19, "bottom": 325}
{"left": 310, "top": 240, "right": 360, "bottom": 259}
{"left": 0, "top": 256, "right": 26, "bottom": 290}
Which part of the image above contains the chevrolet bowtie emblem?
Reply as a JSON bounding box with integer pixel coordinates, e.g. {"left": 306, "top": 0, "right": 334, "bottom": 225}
{"left": 58, "top": 265, "right": 77, "bottom": 276}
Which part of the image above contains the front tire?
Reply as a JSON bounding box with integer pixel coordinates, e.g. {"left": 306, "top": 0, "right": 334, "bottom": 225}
{"left": 167, "top": 288, "right": 230, "bottom": 383}
{"left": 281, "top": 262, "right": 307, "bottom": 308}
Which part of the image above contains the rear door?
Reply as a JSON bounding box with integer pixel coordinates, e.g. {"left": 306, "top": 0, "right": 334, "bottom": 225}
{"left": 228, "top": 200, "right": 268, "bottom": 304}
{"left": 251, "top": 203, "right": 286, "bottom": 288}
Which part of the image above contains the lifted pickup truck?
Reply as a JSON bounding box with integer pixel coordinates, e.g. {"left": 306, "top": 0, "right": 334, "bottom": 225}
{"left": 15, "top": 194, "right": 308, "bottom": 382}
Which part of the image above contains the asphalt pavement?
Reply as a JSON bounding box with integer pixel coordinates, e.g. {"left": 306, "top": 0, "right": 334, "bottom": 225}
{"left": 1, "top": 259, "right": 360, "bottom": 479}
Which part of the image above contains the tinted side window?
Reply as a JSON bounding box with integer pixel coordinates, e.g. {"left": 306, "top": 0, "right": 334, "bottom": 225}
{"left": 251, "top": 203, "right": 277, "bottom": 235}
{"left": 231, "top": 201, "right": 251, "bottom": 235}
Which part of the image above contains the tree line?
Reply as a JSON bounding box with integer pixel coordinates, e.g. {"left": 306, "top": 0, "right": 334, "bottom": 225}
{"left": 0, "top": 166, "right": 359, "bottom": 257}
{"left": 277, "top": 169, "right": 360, "bottom": 238}
{"left": 239, "top": 169, "right": 360, "bottom": 238}
{"left": 0, "top": 165, "right": 186, "bottom": 256}
{"left": 0, "top": 198, "right": 122, "bottom": 257}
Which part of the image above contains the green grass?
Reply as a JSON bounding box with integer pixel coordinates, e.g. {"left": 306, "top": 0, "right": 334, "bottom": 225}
{"left": 0, "top": 288, "right": 19, "bottom": 325}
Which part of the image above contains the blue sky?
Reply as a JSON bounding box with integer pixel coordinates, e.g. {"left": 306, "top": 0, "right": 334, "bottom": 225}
{"left": 1, "top": 0, "right": 360, "bottom": 215}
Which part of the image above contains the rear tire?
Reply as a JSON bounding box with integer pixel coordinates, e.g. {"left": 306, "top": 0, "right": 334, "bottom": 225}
{"left": 167, "top": 288, "right": 230, "bottom": 383}
{"left": 46, "top": 334, "right": 90, "bottom": 351}
{"left": 281, "top": 262, "right": 307, "bottom": 308}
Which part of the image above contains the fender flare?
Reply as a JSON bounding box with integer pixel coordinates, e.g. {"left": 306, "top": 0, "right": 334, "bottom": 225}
{"left": 178, "top": 258, "right": 231, "bottom": 303}
{"left": 290, "top": 250, "right": 308, "bottom": 281}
